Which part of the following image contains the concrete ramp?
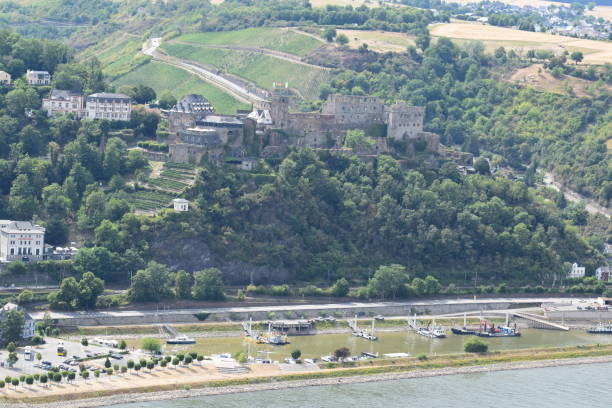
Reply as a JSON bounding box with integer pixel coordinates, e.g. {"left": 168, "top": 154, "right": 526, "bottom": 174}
{"left": 512, "top": 312, "right": 569, "bottom": 331}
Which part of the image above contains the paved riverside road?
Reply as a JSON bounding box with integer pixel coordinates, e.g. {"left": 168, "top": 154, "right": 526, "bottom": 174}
{"left": 30, "top": 297, "right": 587, "bottom": 321}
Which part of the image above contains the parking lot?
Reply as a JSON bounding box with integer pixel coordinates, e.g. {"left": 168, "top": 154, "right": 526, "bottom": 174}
{"left": 0, "top": 337, "right": 143, "bottom": 378}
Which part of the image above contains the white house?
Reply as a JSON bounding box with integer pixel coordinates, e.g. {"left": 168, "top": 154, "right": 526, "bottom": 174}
{"left": 42, "top": 89, "right": 85, "bottom": 117}
{"left": 172, "top": 198, "right": 189, "bottom": 212}
{"left": 0, "top": 220, "right": 45, "bottom": 263}
{"left": 26, "top": 70, "right": 51, "bottom": 85}
{"left": 595, "top": 266, "right": 611, "bottom": 282}
{"left": 568, "top": 262, "right": 586, "bottom": 279}
{"left": 0, "top": 302, "right": 35, "bottom": 339}
{"left": 0, "top": 71, "right": 11, "bottom": 86}
{"left": 86, "top": 92, "right": 132, "bottom": 121}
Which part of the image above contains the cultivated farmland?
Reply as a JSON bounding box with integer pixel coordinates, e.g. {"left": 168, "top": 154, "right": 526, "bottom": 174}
{"left": 430, "top": 22, "right": 612, "bottom": 64}
{"left": 337, "top": 29, "right": 416, "bottom": 52}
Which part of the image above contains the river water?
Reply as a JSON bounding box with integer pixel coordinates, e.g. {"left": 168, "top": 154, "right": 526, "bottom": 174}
{"left": 106, "top": 361, "right": 612, "bottom": 408}
{"left": 126, "top": 329, "right": 612, "bottom": 360}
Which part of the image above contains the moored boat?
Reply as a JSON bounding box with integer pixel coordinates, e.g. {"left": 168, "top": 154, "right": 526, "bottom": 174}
{"left": 166, "top": 335, "right": 196, "bottom": 344}
{"left": 586, "top": 323, "right": 612, "bottom": 334}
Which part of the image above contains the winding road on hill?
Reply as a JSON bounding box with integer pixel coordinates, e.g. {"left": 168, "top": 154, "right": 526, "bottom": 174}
{"left": 543, "top": 173, "right": 611, "bottom": 218}
{"left": 142, "top": 38, "right": 269, "bottom": 106}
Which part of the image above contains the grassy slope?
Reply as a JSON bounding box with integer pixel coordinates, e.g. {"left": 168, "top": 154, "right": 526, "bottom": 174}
{"left": 176, "top": 27, "right": 323, "bottom": 57}
{"left": 161, "top": 43, "right": 332, "bottom": 100}
{"left": 113, "top": 61, "right": 249, "bottom": 114}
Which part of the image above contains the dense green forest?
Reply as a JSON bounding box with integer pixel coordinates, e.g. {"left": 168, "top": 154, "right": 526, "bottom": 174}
{"left": 0, "top": 1, "right": 609, "bottom": 309}
{"left": 322, "top": 39, "right": 611, "bottom": 205}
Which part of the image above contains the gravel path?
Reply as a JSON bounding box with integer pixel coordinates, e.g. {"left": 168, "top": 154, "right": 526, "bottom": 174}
{"left": 11, "top": 355, "right": 612, "bottom": 408}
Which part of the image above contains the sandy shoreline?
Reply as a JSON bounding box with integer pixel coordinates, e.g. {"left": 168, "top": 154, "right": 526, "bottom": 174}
{"left": 8, "top": 354, "right": 612, "bottom": 408}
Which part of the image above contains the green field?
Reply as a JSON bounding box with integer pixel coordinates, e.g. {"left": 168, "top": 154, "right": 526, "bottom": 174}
{"left": 161, "top": 43, "right": 332, "bottom": 100}
{"left": 174, "top": 27, "right": 323, "bottom": 57}
{"left": 112, "top": 61, "right": 249, "bottom": 114}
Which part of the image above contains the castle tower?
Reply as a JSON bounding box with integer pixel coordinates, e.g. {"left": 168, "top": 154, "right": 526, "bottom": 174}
{"left": 270, "top": 90, "right": 290, "bottom": 130}
{"left": 386, "top": 102, "right": 424, "bottom": 140}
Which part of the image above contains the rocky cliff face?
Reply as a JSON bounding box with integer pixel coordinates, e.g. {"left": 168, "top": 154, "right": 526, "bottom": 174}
{"left": 150, "top": 236, "right": 289, "bottom": 285}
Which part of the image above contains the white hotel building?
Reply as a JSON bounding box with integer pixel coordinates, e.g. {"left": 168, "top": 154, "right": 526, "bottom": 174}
{"left": 0, "top": 221, "right": 45, "bottom": 263}
{"left": 86, "top": 92, "right": 132, "bottom": 121}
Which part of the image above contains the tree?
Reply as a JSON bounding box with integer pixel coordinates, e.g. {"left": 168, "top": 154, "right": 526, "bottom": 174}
{"left": 158, "top": 92, "right": 177, "bottom": 109}
{"left": 330, "top": 278, "right": 349, "bottom": 297}
{"left": 336, "top": 33, "right": 349, "bottom": 45}
{"left": 174, "top": 270, "right": 192, "bottom": 299}
{"left": 172, "top": 357, "right": 179, "bottom": 368}
{"left": 119, "top": 339, "right": 127, "bottom": 350}
{"left": 334, "top": 347, "right": 351, "bottom": 360}
{"left": 291, "top": 349, "right": 301, "bottom": 360}
{"left": 127, "top": 359, "right": 135, "bottom": 372}
{"left": 7, "top": 342, "right": 16, "bottom": 352}
{"left": 146, "top": 360, "right": 155, "bottom": 371}
{"left": 11, "top": 378, "right": 18, "bottom": 388}
{"left": 464, "top": 338, "right": 488, "bottom": 353}
{"left": 322, "top": 28, "right": 337, "bottom": 42}
{"left": 129, "top": 261, "right": 174, "bottom": 302}
{"left": 570, "top": 51, "right": 584, "bottom": 65}
{"left": 343, "top": 129, "right": 375, "bottom": 152}
{"left": 104, "top": 357, "right": 111, "bottom": 369}
{"left": 81, "top": 338, "right": 88, "bottom": 346}
{"left": 474, "top": 158, "right": 490, "bottom": 175}
{"left": 191, "top": 268, "right": 225, "bottom": 301}
{"left": 367, "top": 264, "right": 408, "bottom": 300}
{"left": 7, "top": 352, "right": 18, "bottom": 368}
{"left": 1, "top": 310, "right": 25, "bottom": 345}
{"left": 16, "top": 290, "right": 33, "bottom": 305}
{"left": 141, "top": 338, "right": 161, "bottom": 354}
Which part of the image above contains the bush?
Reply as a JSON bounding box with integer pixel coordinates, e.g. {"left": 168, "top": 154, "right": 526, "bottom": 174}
{"left": 32, "top": 335, "right": 44, "bottom": 344}
{"left": 417, "top": 354, "right": 428, "bottom": 361}
{"left": 464, "top": 338, "right": 488, "bottom": 353}
{"left": 194, "top": 312, "right": 211, "bottom": 321}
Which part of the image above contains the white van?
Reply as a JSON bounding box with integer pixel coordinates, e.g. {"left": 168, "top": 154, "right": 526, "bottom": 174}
{"left": 24, "top": 346, "right": 33, "bottom": 360}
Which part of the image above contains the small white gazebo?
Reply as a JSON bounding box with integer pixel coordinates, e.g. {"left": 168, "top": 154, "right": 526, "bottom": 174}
{"left": 172, "top": 198, "right": 189, "bottom": 212}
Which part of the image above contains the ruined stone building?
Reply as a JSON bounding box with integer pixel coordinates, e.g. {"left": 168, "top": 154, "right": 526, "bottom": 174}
{"left": 163, "top": 92, "right": 439, "bottom": 165}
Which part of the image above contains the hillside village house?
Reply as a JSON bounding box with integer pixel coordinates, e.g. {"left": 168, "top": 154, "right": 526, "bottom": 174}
{"left": 0, "top": 71, "right": 11, "bottom": 85}
{"left": 596, "top": 266, "right": 611, "bottom": 282}
{"left": 0, "top": 220, "right": 45, "bottom": 263}
{"left": 172, "top": 198, "right": 189, "bottom": 212}
{"left": 0, "top": 302, "right": 35, "bottom": 340}
{"left": 568, "top": 262, "right": 586, "bottom": 279}
{"left": 26, "top": 69, "right": 50, "bottom": 85}
{"left": 86, "top": 92, "right": 132, "bottom": 121}
{"left": 42, "top": 89, "right": 85, "bottom": 117}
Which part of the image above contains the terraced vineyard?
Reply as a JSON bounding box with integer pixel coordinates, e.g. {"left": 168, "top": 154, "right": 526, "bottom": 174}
{"left": 174, "top": 28, "right": 323, "bottom": 57}
{"left": 112, "top": 61, "right": 249, "bottom": 114}
{"left": 144, "top": 162, "right": 197, "bottom": 193}
{"left": 161, "top": 43, "right": 332, "bottom": 100}
{"left": 128, "top": 191, "right": 176, "bottom": 213}
{"left": 128, "top": 162, "right": 197, "bottom": 214}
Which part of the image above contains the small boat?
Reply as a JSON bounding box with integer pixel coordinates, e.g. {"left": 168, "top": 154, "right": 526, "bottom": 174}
{"left": 348, "top": 315, "right": 378, "bottom": 341}
{"left": 451, "top": 327, "right": 477, "bottom": 335}
{"left": 166, "top": 335, "right": 196, "bottom": 344}
{"left": 417, "top": 319, "right": 446, "bottom": 338}
{"left": 476, "top": 319, "right": 520, "bottom": 337}
{"left": 256, "top": 323, "right": 289, "bottom": 345}
{"left": 586, "top": 323, "right": 612, "bottom": 334}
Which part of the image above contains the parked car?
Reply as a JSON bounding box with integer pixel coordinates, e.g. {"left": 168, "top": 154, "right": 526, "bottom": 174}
{"left": 374, "top": 315, "right": 385, "bottom": 321}
{"left": 109, "top": 353, "right": 123, "bottom": 360}
{"left": 41, "top": 360, "right": 52, "bottom": 366}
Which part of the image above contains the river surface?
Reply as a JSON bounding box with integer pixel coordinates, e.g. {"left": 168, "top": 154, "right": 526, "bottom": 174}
{"left": 106, "top": 361, "right": 612, "bottom": 408}
{"left": 126, "top": 329, "right": 612, "bottom": 360}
